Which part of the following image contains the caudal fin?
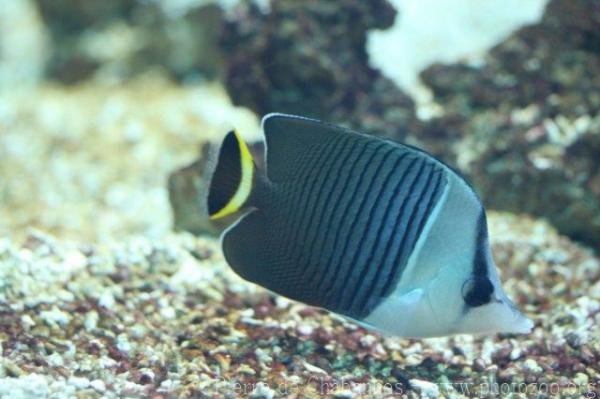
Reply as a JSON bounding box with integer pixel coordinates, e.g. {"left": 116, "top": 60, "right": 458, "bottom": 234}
{"left": 207, "top": 130, "right": 256, "bottom": 220}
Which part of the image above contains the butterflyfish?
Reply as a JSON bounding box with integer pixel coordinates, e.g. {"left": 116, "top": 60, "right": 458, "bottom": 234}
{"left": 207, "top": 113, "right": 533, "bottom": 338}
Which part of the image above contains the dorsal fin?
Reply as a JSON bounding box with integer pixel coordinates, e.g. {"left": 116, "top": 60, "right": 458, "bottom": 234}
{"left": 261, "top": 113, "right": 348, "bottom": 183}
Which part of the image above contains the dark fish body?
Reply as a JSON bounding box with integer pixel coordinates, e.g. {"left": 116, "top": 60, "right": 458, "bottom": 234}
{"left": 208, "top": 114, "right": 532, "bottom": 337}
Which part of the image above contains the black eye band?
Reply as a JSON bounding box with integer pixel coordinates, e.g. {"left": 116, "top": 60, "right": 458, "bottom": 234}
{"left": 462, "top": 276, "right": 494, "bottom": 307}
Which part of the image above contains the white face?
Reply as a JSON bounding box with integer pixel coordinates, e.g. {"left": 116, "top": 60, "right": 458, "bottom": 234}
{"left": 361, "top": 261, "right": 531, "bottom": 338}
{"left": 426, "top": 260, "right": 534, "bottom": 336}
{"left": 454, "top": 297, "right": 534, "bottom": 335}
{"left": 362, "top": 168, "right": 533, "bottom": 338}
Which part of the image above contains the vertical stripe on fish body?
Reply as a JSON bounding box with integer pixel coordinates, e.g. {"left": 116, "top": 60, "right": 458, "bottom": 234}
{"left": 207, "top": 113, "right": 533, "bottom": 338}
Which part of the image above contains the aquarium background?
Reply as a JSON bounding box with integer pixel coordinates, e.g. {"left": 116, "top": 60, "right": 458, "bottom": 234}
{"left": 0, "top": 0, "right": 598, "bottom": 397}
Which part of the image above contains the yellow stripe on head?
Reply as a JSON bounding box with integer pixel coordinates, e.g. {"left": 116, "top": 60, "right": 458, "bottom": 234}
{"left": 209, "top": 130, "right": 254, "bottom": 220}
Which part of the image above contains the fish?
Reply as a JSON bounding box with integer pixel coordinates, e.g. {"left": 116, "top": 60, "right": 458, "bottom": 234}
{"left": 207, "top": 113, "right": 533, "bottom": 338}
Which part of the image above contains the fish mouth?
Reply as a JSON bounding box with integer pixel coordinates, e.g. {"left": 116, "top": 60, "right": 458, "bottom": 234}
{"left": 498, "top": 291, "right": 534, "bottom": 333}
{"left": 493, "top": 294, "right": 534, "bottom": 334}
{"left": 508, "top": 305, "right": 534, "bottom": 334}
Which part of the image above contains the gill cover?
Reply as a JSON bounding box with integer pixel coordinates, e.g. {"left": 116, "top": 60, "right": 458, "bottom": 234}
{"left": 208, "top": 130, "right": 255, "bottom": 220}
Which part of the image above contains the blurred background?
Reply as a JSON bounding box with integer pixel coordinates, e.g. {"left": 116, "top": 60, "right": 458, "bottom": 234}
{"left": 0, "top": 0, "right": 598, "bottom": 249}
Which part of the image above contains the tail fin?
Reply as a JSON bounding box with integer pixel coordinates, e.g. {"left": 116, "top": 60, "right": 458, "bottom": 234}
{"left": 208, "top": 130, "right": 256, "bottom": 220}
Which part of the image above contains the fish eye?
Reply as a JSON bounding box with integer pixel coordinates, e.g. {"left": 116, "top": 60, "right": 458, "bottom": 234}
{"left": 461, "top": 275, "right": 494, "bottom": 307}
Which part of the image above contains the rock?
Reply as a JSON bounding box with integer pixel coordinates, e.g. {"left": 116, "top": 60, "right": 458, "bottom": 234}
{"left": 39, "top": 306, "right": 72, "bottom": 327}
{"left": 297, "top": 323, "right": 314, "bottom": 336}
{"left": 34, "top": 0, "right": 136, "bottom": 82}
{"left": 523, "top": 358, "right": 543, "bottom": 374}
{"left": 90, "top": 379, "right": 106, "bottom": 392}
{"left": 167, "top": 140, "right": 264, "bottom": 236}
{"left": 409, "top": 379, "right": 439, "bottom": 398}
{"left": 34, "top": 0, "right": 225, "bottom": 83}
{"left": 217, "top": 0, "right": 600, "bottom": 249}
{"left": 419, "top": 0, "right": 600, "bottom": 248}
{"left": 219, "top": 0, "right": 418, "bottom": 140}
{"left": 167, "top": 142, "right": 223, "bottom": 236}
{"left": 68, "top": 376, "right": 90, "bottom": 389}
{"left": 250, "top": 382, "right": 275, "bottom": 399}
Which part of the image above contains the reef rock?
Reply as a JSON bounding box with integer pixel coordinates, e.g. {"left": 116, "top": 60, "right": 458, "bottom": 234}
{"left": 217, "top": 0, "right": 600, "bottom": 249}
{"left": 219, "top": 0, "right": 417, "bottom": 140}
{"left": 168, "top": 141, "right": 264, "bottom": 236}
{"left": 168, "top": 143, "right": 221, "bottom": 236}
{"left": 420, "top": 0, "right": 600, "bottom": 248}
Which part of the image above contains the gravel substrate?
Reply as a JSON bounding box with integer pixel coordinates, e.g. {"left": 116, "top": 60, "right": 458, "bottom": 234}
{"left": 1, "top": 83, "right": 599, "bottom": 398}
{"left": 0, "top": 214, "right": 599, "bottom": 398}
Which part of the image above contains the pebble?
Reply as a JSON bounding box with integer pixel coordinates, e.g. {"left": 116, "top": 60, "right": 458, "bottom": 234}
{"left": 40, "top": 306, "right": 71, "bottom": 327}
{"left": 237, "top": 364, "right": 256, "bottom": 375}
{"left": 0, "top": 374, "right": 49, "bottom": 398}
{"left": 250, "top": 382, "right": 275, "bottom": 399}
{"left": 90, "top": 379, "right": 106, "bottom": 392}
{"left": 254, "top": 348, "right": 272, "bottom": 365}
{"left": 409, "top": 379, "right": 440, "bottom": 398}
{"left": 523, "top": 358, "right": 543, "bottom": 374}
{"left": 130, "top": 323, "right": 147, "bottom": 339}
{"left": 573, "top": 372, "right": 589, "bottom": 386}
{"left": 359, "top": 334, "right": 377, "bottom": 347}
{"left": 20, "top": 314, "right": 35, "bottom": 329}
{"left": 302, "top": 361, "right": 327, "bottom": 375}
{"left": 84, "top": 311, "right": 99, "bottom": 332}
{"left": 1, "top": 358, "right": 24, "bottom": 377}
{"left": 333, "top": 390, "right": 354, "bottom": 398}
{"left": 139, "top": 368, "right": 155, "bottom": 383}
{"left": 159, "top": 306, "right": 176, "bottom": 319}
{"left": 46, "top": 353, "right": 64, "bottom": 367}
{"left": 98, "top": 290, "right": 116, "bottom": 308}
{"left": 68, "top": 377, "right": 90, "bottom": 389}
{"left": 63, "top": 250, "right": 87, "bottom": 271}
{"left": 297, "top": 323, "right": 314, "bottom": 335}
{"left": 116, "top": 333, "right": 133, "bottom": 355}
